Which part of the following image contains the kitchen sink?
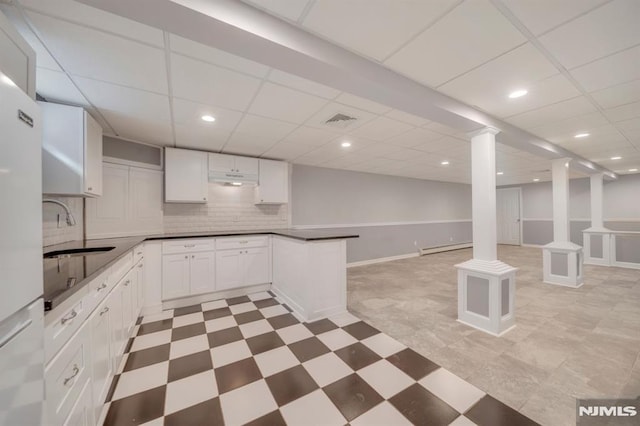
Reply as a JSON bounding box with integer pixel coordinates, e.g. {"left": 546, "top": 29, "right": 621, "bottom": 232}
{"left": 44, "top": 246, "right": 115, "bottom": 259}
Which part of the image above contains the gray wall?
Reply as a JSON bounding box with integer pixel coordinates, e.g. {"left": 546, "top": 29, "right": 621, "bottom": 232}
{"left": 516, "top": 173, "right": 640, "bottom": 245}
{"left": 291, "top": 165, "right": 472, "bottom": 262}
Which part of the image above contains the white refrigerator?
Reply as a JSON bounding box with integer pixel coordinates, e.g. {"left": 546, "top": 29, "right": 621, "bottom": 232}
{"left": 0, "top": 71, "right": 44, "bottom": 425}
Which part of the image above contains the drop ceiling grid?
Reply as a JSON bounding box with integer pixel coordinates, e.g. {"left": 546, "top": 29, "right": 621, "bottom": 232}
{"left": 13, "top": 0, "right": 639, "bottom": 183}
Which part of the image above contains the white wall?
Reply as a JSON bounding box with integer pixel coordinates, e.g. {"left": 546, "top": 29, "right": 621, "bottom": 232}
{"left": 292, "top": 165, "right": 471, "bottom": 225}
{"left": 291, "top": 165, "right": 473, "bottom": 263}
{"left": 515, "top": 174, "right": 640, "bottom": 245}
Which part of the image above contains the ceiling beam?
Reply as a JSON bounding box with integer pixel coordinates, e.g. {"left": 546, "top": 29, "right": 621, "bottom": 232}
{"left": 76, "top": 0, "right": 616, "bottom": 179}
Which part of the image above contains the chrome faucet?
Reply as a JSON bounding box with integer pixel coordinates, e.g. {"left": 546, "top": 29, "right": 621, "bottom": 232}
{"left": 42, "top": 199, "right": 77, "bottom": 226}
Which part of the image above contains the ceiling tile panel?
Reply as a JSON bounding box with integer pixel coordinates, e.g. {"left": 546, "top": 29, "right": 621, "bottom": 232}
{"left": 171, "top": 53, "right": 262, "bottom": 111}
{"left": 35, "top": 68, "right": 88, "bottom": 106}
{"left": 303, "top": 0, "right": 458, "bottom": 61}
{"left": 241, "top": 0, "right": 312, "bottom": 22}
{"left": 267, "top": 69, "right": 340, "bottom": 99}
{"left": 261, "top": 141, "right": 316, "bottom": 161}
{"left": 304, "top": 102, "right": 377, "bottom": 132}
{"left": 74, "top": 76, "right": 173, "bottom": 145}
{"left": 174, "top": 124, "right": 230, "bottom": 152}
{"left": 27, "top": 11, "right": 168, "bottom": 93}
{"left": 348, "top": 116, "right": 413, "bottom": 141}
{"left": 172, "top": 98, "right": 243, "bottom": 131}
{"left": 438, "top": 43, "right": 563, "bottom": 116}
{"left": 529, "top": 112, "right": 611, "bottom": 141}
{"left": 20, "top": 0, "right": 164, "bottom": 46}
{"left": 282, "top": 126, "right": 338, "bottom": 147}
{"left": 386, "top": 128, "right": 444, "bottom": 148}
{"left": 569, "top": 45, "right": 640, "bottom": 93}
{"left": 385, "top": 0, "right": 526, "bottom": 87}
{"left": 248, "top": 82, "right": 328, "bottom": 124}
{"left": 505, "top": 96, "right": 597, "bottom": 130}
{"left": 538, "top": 0, "right": 640, "bottom": 69}
{"left": 228, "top": 114, "right": 297, "bottom": 145}
{"left": 604, "top": 101, "right": 640, "bottom": 123}
{"left": 591, "top": 79, "right": 640, "bottom": 109}
{"left": 501, "top": 0, "right": 609, "bottom": 36}
{"left": 169, "top": 34, "right": 270, "bottom": 78}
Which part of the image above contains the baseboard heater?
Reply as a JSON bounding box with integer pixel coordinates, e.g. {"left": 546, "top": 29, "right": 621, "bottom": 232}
{"left": 419, "top": 242, "right": 473, "bottom": 256}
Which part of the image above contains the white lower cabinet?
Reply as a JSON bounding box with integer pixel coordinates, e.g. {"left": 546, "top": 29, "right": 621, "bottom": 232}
{"left": 162, "top": 247, "right": 215, "bottom": 300}
{"left": 63, "top": 379, "right": 93, "bottom": 426}
{"left": 89, "top": 298, "right": 112, "bottom": 422}
{"left": 45, "top": 322, "right": 92, "bottom": 426}
{"left": 216, "top": 246, "right": 269, "bottom": 290}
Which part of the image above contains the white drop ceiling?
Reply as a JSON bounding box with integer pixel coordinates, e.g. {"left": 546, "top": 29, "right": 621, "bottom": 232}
{"left": 6, "top": 0, "right": 640, "bottom": 185}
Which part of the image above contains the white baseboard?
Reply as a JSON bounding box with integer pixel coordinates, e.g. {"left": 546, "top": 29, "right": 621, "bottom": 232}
{"left": 419, "top": 242, "right": 472, "bottom": 255}
{"left": 347, "top": 242, "right": 474, "bottom": 268}
{"left": 347, "top": 252, "right": 419, "bottom": 268}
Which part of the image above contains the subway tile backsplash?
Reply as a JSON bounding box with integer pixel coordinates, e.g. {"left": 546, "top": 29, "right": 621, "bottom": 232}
{"left": 42, "top": 196, "right": 84, "bottom": 247}
{"left": 163, "top": 184, "right": 288, "bottom": 234}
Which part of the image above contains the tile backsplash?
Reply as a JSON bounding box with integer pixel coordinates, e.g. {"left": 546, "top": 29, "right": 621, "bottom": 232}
{"left": 43, "top": 196, "right": 84, "bottom": 247}
{"left": 163, "top": 184, "right": 288, "bottom": 233}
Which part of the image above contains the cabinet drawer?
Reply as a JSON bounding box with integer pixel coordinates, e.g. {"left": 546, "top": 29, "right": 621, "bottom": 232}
{"left": 133, "top": 244, "right": 144, "bottom": 264}
{"left": 45, "top": 324, "right": 91, "bottom": 426}
{"left": 162, "top": 239, "right": 215, "bottom": 254}
{"left": 45, "top": 297, "right": 88, "bottom": 363}
{"left": 85, "top": 270, "right": 111, "bottom": 314}
{"left": 108, "top": 252, "right": 133, "bottom": 286}
{"left": 216, "top": 236, "right": 268, "bottom": 250}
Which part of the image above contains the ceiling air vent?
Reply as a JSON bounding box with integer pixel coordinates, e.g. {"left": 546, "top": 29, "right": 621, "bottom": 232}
{"left": 324, "top": 113, "right": 358, "bottom": 129}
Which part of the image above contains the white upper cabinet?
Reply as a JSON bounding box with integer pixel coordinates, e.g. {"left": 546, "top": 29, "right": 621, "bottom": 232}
{"left": 255, "top": 159, "right": 288, "bottom": 204}
{"left": 208, "top": 152, "right": 258, "bottom": 184}
{"left": 209, "top": 152, "right": 258, "bottom": 175}
{"left": 0, "top": 10, "right": 36, "bottom": 98}
{"left": 40, "top": 102, "right": 103, "bottom": 197}
{"left": 165, "top": 147, "right": 208, "bottom": 203}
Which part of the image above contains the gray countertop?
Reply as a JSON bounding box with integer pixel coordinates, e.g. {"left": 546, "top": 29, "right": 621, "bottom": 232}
{"left": 43, "top": 229, "right": 358, "bottom": 312}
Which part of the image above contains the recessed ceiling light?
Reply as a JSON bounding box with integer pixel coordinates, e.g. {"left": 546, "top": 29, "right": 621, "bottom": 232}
{"left": 231, "top": 182, "right": 242, "bottom": 186}
{"left": 611, "top": 156, "right": 622, "bottom": 160}
{"left": 533, "top": 178, "right": 540, "bottom": 182}
{"left": 441, "top": 160, "right": 450, "bottom": 165}
{"left": 497, "top": 171, "right": 504, "bottom": 175}
{"left": 201, "top": 115, "right": 216, "bottom": 122}
{"left": 574, "top": 133, "right": 590, "bottom": 138}
{"left": 508, "top": 89, "right": 528, "bottom": 99}
{"left": 629, "top": 168, "right": 638, "bottom": 172}
{"left": 1, "top": 75, "right": 16, "bottom": 87}
{"left": 341, "top": 141, "right": 351, "bottom": 148}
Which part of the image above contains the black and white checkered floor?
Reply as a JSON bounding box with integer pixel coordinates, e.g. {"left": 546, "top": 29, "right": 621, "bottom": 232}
{"left": 104, "top": 291, "right": 538, "bottom": 426}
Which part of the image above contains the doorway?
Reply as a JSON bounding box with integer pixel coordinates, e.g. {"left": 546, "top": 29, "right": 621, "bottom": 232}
{"left": 497, "top": 187, "right": 522, "bottom": 245}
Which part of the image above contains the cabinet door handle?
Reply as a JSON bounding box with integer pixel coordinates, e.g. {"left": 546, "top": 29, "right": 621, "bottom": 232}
{"left": 239, "top": 241, "right": 248, "bottom": 244}
{"left": 63, "top": 365, "right": 80, "bottom": 386}
{"left": 137, "top": 251, "right": 142, "bottom": 255}
{"left": 192, "top": 255, "right": 195, "bottom": 259}
{"left": 124, "top": 280, "right": 130, "bottom": 286}
{"left": 138, "top": 264, "right": 143, "bottom": 268}
{"left": 87, "top": 187, "right": 93, "bottom": 191}
{"left": 100, "top": 307, "right": 110, "bottom": 316}
{"left": 203, "top": 197, "right": 207, "bottom": 201}
{"left": 184, "top": 244, "right": 195, "bottom": 248}
{"left": 97, "top": 283, "right": 107, "bottom": 292}
{"left": 60, "top": 310, "right": 77, "bottom": 325}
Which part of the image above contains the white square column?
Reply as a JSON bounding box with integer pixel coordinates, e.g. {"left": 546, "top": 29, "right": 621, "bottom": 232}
{"left": 583, "top": 173, "right": 611, "bottom": 266}
{"left": 456, "top": 128, "right": 517, "bottom": 336}
{"left": 542, "top": 158, "right": 583, "bottom": 287}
